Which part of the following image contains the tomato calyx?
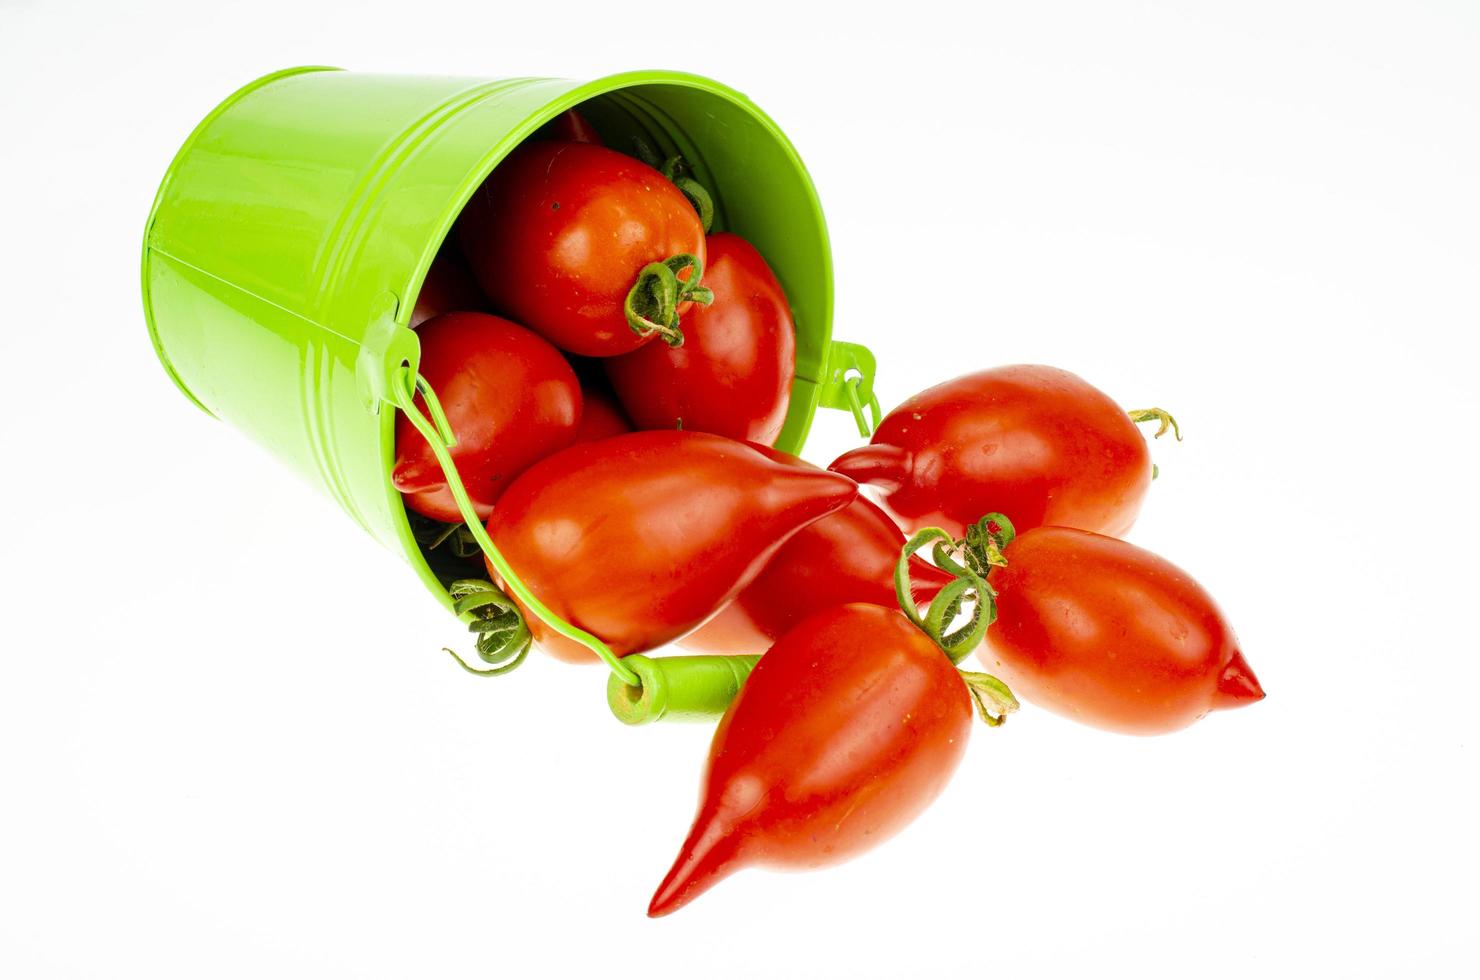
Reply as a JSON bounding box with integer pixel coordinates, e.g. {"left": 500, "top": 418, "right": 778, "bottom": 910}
{"left": 624, "top": 253, "right": 714, "bottom": 347}
{"left": 439, "top": 579, "right": 532, "bottom": 677}
{"left": 1128, "top": 407, "right": 1183, "bottom": 441}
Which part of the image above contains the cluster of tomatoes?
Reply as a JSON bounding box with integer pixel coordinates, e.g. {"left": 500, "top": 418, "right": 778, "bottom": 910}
{"left": 394, "top": 109, "right": 1265, "bottom": 917}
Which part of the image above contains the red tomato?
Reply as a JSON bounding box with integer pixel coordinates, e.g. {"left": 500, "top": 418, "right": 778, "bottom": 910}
{"left": 980, "top": 525, "right": 1264, "bottom": 735}
{"left": 681, "top": 452, "right": 955, "bottom": 656}
{"left": 408, "top": 251, "right": 486, "bottom": 328}
{"left": 570, "top": 382, "right": 632, "bottom": 444}
{"left": 830, "top": 365, "right": 1162, "bottom": 539}
{"left": 543, "top": 108, "right": 602, "bottom": 145}
{"left": 459, "top": 142, "right": 708, "bottom": 356}
{"left": 649, "top": 603, "right": 972, "bottom": 917}
{"left": 392, "top": 313, "right": 581, "bottom": 523}
{"left": 486, "top": 431, "right": 858, "bottom": 662}
{"left": 605, "top": 233, "right": 796, "bottom": 443}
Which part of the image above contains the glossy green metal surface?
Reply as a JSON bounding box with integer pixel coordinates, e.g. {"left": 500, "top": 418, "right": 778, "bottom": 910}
{"left": 607, "top": 654, "right": 762, "bottom": 725}
{"left": 142, "top": 67, "right": 872, "bottom": 701}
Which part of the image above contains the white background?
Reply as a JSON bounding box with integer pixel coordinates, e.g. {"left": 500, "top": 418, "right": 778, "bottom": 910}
{"left": 2, "top": 1, "right": 1477, "bottom": 976}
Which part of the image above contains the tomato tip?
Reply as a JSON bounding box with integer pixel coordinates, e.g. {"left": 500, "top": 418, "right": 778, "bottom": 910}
{"left": 1213, "top": 650, "right": 1265, "bottom": 709}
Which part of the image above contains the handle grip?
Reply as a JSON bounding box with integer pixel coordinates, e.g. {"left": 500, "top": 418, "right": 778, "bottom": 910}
{"left": 607, "top": 654, "right": 761, "bottom": 725}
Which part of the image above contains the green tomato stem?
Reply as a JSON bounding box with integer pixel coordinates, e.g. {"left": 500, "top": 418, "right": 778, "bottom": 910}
{"left": 891, "top": 521, "right": 1022, "bottom": 727}
{"left": 1128, "top": 407, "right": 1183, "bottom": 441}
{"left": 623, "top": 253, "right": 712, "bottom": 347}
{"left": 661, "top": 155, "right": 715, "bottom": 233}
{"left": 894, "top": 527, "right": 996, "bottom": 665}
{"left": 439, "top": 579, "right": 532, "bottom": 676}
{"left": 958, "top": 513, "right": 1016, "bottom": 577}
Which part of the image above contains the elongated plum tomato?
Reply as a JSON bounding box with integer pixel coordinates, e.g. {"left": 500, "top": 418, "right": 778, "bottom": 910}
{"left": 681, "top": 448, "right": 955, "bottom": 656}
{"left": 605, "top": 232, "right": 796, "bottom": 443}
{"left": 408, "top": 252, "right": 486, "bottom": 328}
{"left": 393, "top": 312, "right": 581, "bottom": 523}
{"left": 650, "top": 603, "right": 972, "bottom": 917}
{"left": 485, "top": 431, "right": 858, "bottom": 662}
{"left": 830, "top": 365, "right": 1157, "bottom": 539}
{"left": 570, "top": 382, "right": 632, "bottom": 445}
{"left": 458, "top": 142, "right": 708, "bottom": 357}
{"left": 981, "top": 525, "right": 1264, "bottom": 735}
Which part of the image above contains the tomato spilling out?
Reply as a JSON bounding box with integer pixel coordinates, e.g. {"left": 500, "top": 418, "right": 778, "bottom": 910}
{"left": 980, "top": 522, "right": 1264, "bottom": 735}
{"left": 649, "top": 603, "right": 974, "bottom": 918}
{"left": 387, "top": 115, "right": 1262, "bottom": 916}
{"left": 682, "top": 450, "right": 955, "bottom": 656}
{"left": 459, "top": 141, "right": 710, "bottom": 357}
{"left": 393, "top": 312, "right": 581, "bottom": 523}
{"left": 606, "top": 232, "right": 796, "bottom": 444}
{"left": 830, "top": 365, "right": 1175, "bottom": 539}
{"left": 485, "top": 431, "right": 859, "bottom": 661}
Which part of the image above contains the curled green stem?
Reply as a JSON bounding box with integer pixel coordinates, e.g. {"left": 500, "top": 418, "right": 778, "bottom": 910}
{"left": 631, "top": 135, "right": 663, "bottom": 169}
{"left": 895, "top": 524, "right": 1020, "bottom": 727}
{"left": 624, "top": 253, "right": 712, "bottom": 348}
{"left": 959, "top": 512, "right": 1016, "bottom": 577}
{"left": 661, "top": 156, "right": 714, "bottom": 232}
{"left": 1128, "top": 407, "right": 1183, "bottom": 441}
{"left": 895, "top": 528, "right": 996, "bottom": 664}
{"left": 440, "top": 579, "right": 531, "bottom": 677}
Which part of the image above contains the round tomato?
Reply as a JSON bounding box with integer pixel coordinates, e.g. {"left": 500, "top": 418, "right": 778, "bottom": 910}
{"left": 486, "top": 431, "right": 858, "bottom": 661}
{"left": 458, "top": 141, "right": 709, "bottom": 356}
{"left": 830, "top": 365, "right": 1172, "bottom": 539}
{"left": 649, "top": 603, "right": 972, "bottom": 917}
{"left": 979, "top": 524, "right": 1264, "bottom": 735}
{"left": 392, "top": 312, "right": 581, "bottom": 523}
{"left": 605, "top": 232, "right": 795, "bottom": 443}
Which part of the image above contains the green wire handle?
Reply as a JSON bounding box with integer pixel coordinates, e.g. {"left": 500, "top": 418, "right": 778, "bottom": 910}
{"left": 389, "top": 364, "right": 641, "bottom": 688}
{"left": 844, "top": 375, "right": 883, "bottom": 437}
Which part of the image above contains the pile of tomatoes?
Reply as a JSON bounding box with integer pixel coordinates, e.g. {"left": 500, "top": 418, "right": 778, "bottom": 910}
{"left": 395, "top": 109, "right": 1265, "bottom": 917}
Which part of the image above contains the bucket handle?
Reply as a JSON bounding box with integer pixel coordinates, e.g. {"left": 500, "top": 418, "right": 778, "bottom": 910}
{"left": 387, "top": 363, "right": 644, "bottom": 688}
{"left": 819, "top": 340, "right": 882, "bottom": 436}
{"left": 384, "top": 338, "right": 883, "bottom": 721}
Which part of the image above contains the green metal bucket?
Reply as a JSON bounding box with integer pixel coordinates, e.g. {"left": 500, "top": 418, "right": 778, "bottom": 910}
{"left": 141, "top": 67, "right": 877, "bottom": 716}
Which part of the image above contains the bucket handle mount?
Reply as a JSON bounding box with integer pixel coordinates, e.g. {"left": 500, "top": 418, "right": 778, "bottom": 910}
{"left": 818, "top": 340, "right": 882, "bottom": 436}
